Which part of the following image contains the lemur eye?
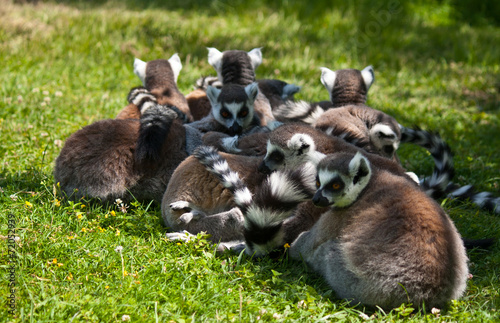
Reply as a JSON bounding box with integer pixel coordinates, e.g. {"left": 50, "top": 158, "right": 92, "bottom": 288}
{"left": 332, "top": 183, "right": 341, "bottom": 190}
{"left": 238, "top": 109, "right": 248, "bottom": 118}
{"left": 316, "top": 180, "right": 321, "bottom": 188}
{"left": 221, "top": 110, "right": 231, "bottom": 119}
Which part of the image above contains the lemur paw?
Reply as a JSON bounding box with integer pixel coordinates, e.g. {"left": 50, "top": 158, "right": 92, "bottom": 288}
{"left": 179, "top": 210, "right": 206, "bottom": 224}
{"left": 169, "top": 200, "right": 191, "bottom": 211}
{"left": 166, "top": 230, "right": 196, "bottom": 242}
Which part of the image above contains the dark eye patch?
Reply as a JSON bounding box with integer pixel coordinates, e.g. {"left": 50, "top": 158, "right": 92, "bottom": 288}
{"left": 324, "top": 177, "right": 344, "bottom": 192}
{"left": 220, "top": 108, "right": 232, "bottom": 119}
{"left": 237, "top": 107, "right": 249, "bottom": 118}
{"left": 269, "top": 151, "right": 284, "bottom": 163}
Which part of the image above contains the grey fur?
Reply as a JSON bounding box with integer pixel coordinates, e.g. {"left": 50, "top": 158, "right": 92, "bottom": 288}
{"left": 288, "top": 152, "right": 468, "bottom": 309}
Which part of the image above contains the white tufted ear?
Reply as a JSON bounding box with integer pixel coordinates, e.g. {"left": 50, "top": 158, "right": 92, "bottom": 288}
{"left": 133, "top": 58, "right": 147, "bottom": 85}
{"left": 207, "top": 47, "right": 223, "bottom": 70}
{"left": 206, "top": 85, "right": 221, "bottom": 107}
{"left": 361, "top": 65, "right": 375, "bottom": 90}
{"left": 349, "top": 152, "right": 371, "bottom": 182}
{"left": 320, "top": 67, "right": 337, "bottom": 93}
{"left": 248, "top": 47, "right": 263, "bottom": 70}
{"left": 168, "top": 53, "right": 183, "bottom": 83}
{"left": 244, "top": 82, "right": 259, "bottom": 102}
{"left": 288, "top": 133, "right": 315, "bottom": 155}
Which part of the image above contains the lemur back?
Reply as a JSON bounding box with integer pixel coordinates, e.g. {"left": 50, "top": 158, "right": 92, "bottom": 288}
{"left": 54, "top": 88, "right": 189, "bottom": 203}
{"left": 117, "top": 54, "right": 192, "bottom": 121}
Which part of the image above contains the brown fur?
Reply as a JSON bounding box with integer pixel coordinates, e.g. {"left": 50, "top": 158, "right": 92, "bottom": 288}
{"left": 116, "top": 58, "right": 192, "bottom": 121}
{"left": 313, "top": 105, "right": 401, "bottom": 160}
{"left": 162, "top": 153, "right": 266, "bottom": 242}
{"left": 289, "top": 152, "right": 468, "bottom": 309}
{"left": 54, "top": 118, "right": 189, "bottom": 203}
{"left": 185, "top": 88, "right": 212, "bottom": 121}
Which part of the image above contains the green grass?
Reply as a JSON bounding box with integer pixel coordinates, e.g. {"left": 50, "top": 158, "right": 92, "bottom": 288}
{"left": 1, "top": 0, "right": 499, "bottom": 321}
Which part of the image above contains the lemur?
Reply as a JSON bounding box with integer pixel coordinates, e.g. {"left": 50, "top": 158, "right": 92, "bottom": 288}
{"left": 197, "top": 147, "right": 469, "bottom": 309}
{"left": 116, "top": 54, "right": 192, "bottom": 121}
{"left": 187, "top": 47, "right": 299, "bottom": 126}
{"left": 54, "top": 90, "right": 189, "bottom": 203}
{"left": 162, "top": 123, "right": 419, "bottom": 244}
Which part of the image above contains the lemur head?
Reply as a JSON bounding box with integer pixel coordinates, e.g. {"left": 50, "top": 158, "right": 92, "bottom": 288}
{"left": 259, "top": 126, "right": 325, "bottom": 174}
{"left": 207, "top": 47, "right": 262, "bottom": 85}
{"left": 206, "top": 83, "right": 259, "bottom": 136}
{"left": 134, "top": 53, "right": 183, "bottom": 88}
{"left": 320, "top": 66, "right": 374, "bottom": 107}
{"left": 369, "top": 124, "right": 400, "bottom": 159}
{"left": 313, "top": 152, "right": 372, "bottom": 208}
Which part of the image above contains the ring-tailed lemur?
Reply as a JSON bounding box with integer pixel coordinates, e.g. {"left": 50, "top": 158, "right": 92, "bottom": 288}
{"left": 116, "top": 54, "right": 191, "bottom": 121}
{"left": 272, "top": 65, "right": 374, "bottom": 123}
{"left": 54, "top": 88, "right": 190, "bottom": 203}
{"left": 198, "top": 147, "right": 469, "bottom": 309}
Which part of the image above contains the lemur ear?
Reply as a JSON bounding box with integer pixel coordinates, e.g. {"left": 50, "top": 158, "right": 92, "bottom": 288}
{"left": 206, "top": 85, "right": 221, "bottom": 106}
{"left": 349, "top": 152, "right": 371, "bottom": 185}
{"left": 320, "top": 67, "right": 337, "bottom": 93}
{"left": 207, "top": 47, "right": 223, "bottom": 71}
{"left": 248, "top": 47, "right": 263, "bottom": 70}
{"left": 244, "top": 82, "right": 259, "bottom": 102}
{"left": 289, "top": 133, "right": 315, "bottom": 155}
{"left": 168, "top": 53, "right": 183, "bottom": 83}
{"left": 361, "top": 65, "right": 375, "bottom": 90}
{"left": 133, "top": 58, "right": 147, "bottom": 85}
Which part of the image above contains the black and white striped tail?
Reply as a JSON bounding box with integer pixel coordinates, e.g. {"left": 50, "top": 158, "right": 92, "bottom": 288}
{"left": 445, "top": 183, "right": 500, "bottom": 215}
{"left": 193, "top": 146, "right": 316, "bottom": 255}
{"left": 400, "top": 126, "right": 454, "bottom": 198}
{"left": 195, "top": 75, "right": 223, "bottom": 90}
{"left": 131, "top": 88, "right": 188, "bottom": 163}
{"left": 273, "top": 100, "right": 326, "bottom": 125}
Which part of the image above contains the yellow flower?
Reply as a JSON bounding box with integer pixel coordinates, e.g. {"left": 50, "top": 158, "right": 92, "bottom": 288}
{"left": 57, "top": 263, "right": 63, "bottom": 267}
{"left": 67, "top": 273, "right": 73, "bottom": 281}
{"left": 110, "top": 210, "right": 116, "bottom": 217}
{"left": 52, "top": 258, "right": 57, "bottom": 264}
{"left": 283, "top": 243, "right": 290, "bottom": 249}
{"left": 81, "top": 228, "right": 87, "bottom": 233}
{"left": 25, "top": 201, "right": 32, "bottom": 208}
{"left": 67, "top": 235, "right": 76, "bottom": 240}
{"left": 105, "top": 285, "right": 109, "bottom": 289}
{"left": 54, "top": 199, "right": 61, "bottom": 207}
{"left": 116, "top": 229, "right": 120, "bottom": 236}
{"left": 80, "top": 204, "right": 86, "bottom": 209}
{"left": 77, "top": 213, "right": 83, "bottom": 220}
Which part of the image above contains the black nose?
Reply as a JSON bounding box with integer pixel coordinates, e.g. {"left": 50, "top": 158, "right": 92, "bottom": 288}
{"left": 258, "top": 161, "right": 271, "bottom": 174}
{"left": 228, "top": 122, "right": 243, "bottom": 136}
{"left": 312, "top": 191, "right": 330, "bottom": 207}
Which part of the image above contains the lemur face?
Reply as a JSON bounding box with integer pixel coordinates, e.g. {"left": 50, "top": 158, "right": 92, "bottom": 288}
{"left": 313, "top": 152, "right": 372, "bottom": 208}
{"left": 259, "top": 133, "right": 315, "bottom": 174}
{"left": 207, "top": 83, "right": 259, "bottom": 136}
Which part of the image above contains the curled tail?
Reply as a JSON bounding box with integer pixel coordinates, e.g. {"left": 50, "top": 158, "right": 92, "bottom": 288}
{"left": 400, "top": 126, "right": 454, "bottom": 198}
{"left": 128, "top": 87, "right": 187, "bottom": 164}
{"left": 193, "top": 146, "right": 316, "bottom": 255}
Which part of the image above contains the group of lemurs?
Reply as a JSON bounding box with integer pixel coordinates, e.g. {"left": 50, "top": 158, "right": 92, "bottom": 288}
{"left": 54, "top": 47, "right": 499, "bottom": 309}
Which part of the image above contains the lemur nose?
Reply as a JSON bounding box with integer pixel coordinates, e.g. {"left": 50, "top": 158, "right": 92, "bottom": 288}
{"left": 312, "top": 191, "right": 330, "bottom": 207}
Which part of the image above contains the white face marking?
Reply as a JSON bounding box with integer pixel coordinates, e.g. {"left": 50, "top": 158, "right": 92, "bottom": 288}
{"left": 168, "top": 53, "right": 182, "bottom": 83}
